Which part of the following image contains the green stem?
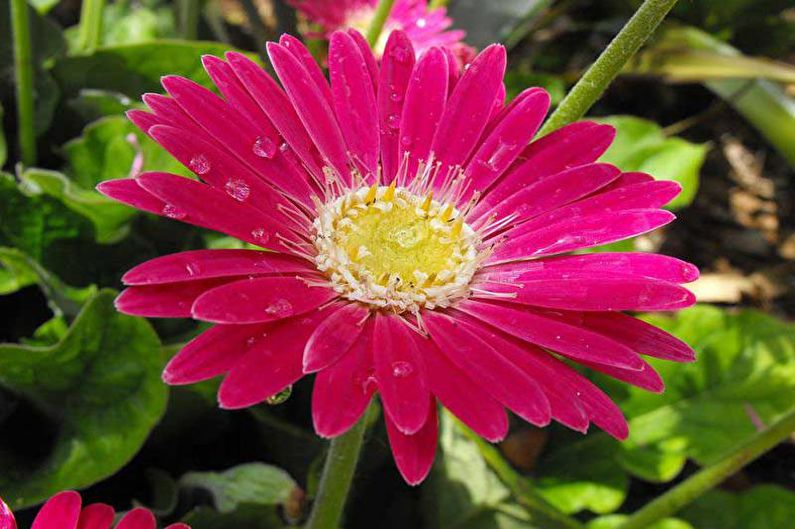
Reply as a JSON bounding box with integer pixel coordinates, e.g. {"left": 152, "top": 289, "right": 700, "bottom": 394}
{"left": 456, "top": 419, "right": 585, "bottom": 529}
{"left": 304, "top": 408, "right": 370, "bottom": 529}
{"left": 429, "top": 0, "right": 449, "bottom": 8}
{"left": 76, "top": 0, "right": 106, "bottom": 53}
{"left": 618, "top": 407, "right": 795, "bottom": 529}
{"left": 178, "top": 0, "right": 200, "bottom": 40}
{"left": 9, "top": 0, "right": 35, "bottom": 166}
{"left": 538, "top": 0, "right": 679, "bottom": 135}
{"left": 365, "top": 0, "right": 395, "bottom": 48}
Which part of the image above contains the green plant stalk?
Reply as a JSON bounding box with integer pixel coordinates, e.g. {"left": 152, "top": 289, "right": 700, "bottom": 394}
{"left": 429, "top": 0, "right": 449, "bottom": 8}
{"left": 76, "top": 0, "right": 106, "bottom": 53}
{"left": 10, "top": 0, "right": 36, "bottom": 166}
{"left": 178, "top": 0, "right": 200, "bottom": 40}
{"left": 304, "top": 408, "right": 370, "bottom": 529}
{"left": 456, "top": 419, "right": 585, "bottom": 529}
{"left": 539, "top": 0, "right": 679, "bottom": 135}
{"left": 617, "top": 406, "right": 795, "bottom": 529}
{"left": 366, "top": 0, "right": 396, "bottom": 48}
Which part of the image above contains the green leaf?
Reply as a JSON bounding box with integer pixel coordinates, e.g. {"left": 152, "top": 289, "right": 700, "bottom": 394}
{"left": 536, "top": 305, "right": 795, "bottom": 514}
{"left": 0, "top": 1, "right": 65, "bottom": 136}
{"left": 0, "top": 103, "right": 6, "bottom": 167}
{"left": 587, "top": 515, "right": 693, "bottom": 529}
{"left": 52, "top": 41, "right": 259, "bottom": 100}
{"left": 180, "top": 463, "right": 301, "bottom": 529}
{"left": 597, "top": 116, "right": 708, "bottom": 209}
{"left": 680, "top": 485, "right": 795, "bottom": 529}
{"left": 0, "top": 290, "right": 167, "bottom": 508}
{"left": 68, "top": 89, "right": 140, "bottom": 123}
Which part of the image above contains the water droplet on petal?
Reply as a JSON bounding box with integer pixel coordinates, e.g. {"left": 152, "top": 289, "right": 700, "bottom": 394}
{"left": 253, "top": 136, "right": 277, "bottom": 158}
{"left": 245, "top": 336, "right": 257, "bottom": 347}
{"left": 391, "top": 361, "right": 413, "bottom": 378}
{"left": 185, "top": 262, "right": 200, "bottom": 276}
{"left": 224, "top": 178, "right": 251, "bottom": 202}
{"left": 162, "top": 204, "right": 186, "bottom": 219}
{"left": 279, "top": 142, "right": 290, "bottom": 153}
{"left": 265, "top": 298, "right": 293, "bottom": 317}
{"left": 251, "top": 227, "right": 270, "bottom": 244}
{"left": 387, "top": 113, "right": 401, "bottom": 129}
{"left": 266, "top": 385, "right": 292, "bottom": 405}
{"left": 189, "top": 154, "right": 210, "bottom": 175}
{"left": 390, "top": 91, "right": 403, "bottom": 103}
{"left": 359, "top": 371, "right": 377, "bottom": 394}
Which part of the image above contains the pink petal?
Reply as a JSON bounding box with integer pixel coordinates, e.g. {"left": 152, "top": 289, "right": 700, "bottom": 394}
{"left": 218, "top": 307, "right": 332, "bottom": 408}
{"left": 347, "top": 29, "right": 379, "bottom": 90}
{"left": 373, "top": 314, "right": 431, "bottom": 435}
{"left": 476, "top": 163, "right": 620, "bottom": 224}
{"left": 598, "top": 171, "right": 654, "bottom": 193}
{"left": 422, "top": 340, "right": 509, "bottom": 442}
{"left": 76, "top": 504, "right": 115, "bottom": 529}
{"left": 479, "top": 276, "right": 695, "bottom": 311}
{"left": 378, "top": 31, "right": 416, "bottom": 183}
{"left": 303, "top": 303, "right": 370, "bottom": 373}
{"left": 457, "top": 300, "right": 645, "bottom": 371}
{"left": 312, "top": 319, "right": 376, "bottom": 437}
{"left": 461, "top": 321, "right": 589, "bottom": 432}
{"left": 96, "top": 179, "right": 166, "bottom": 215}
{"left": 165, "top": 525, "right": 191, "bottom": 529}
{"left": 0, "top": 496, "right": 16, "bottom": 529}
{"left": 429, "top": 45, "right": 507, "bottom": 178}
{"left": 142, "top": 93, "right": 201, "bottom": 134}
{"left": 280, "top": 34, "right": 333, "bottom": 107}
{"left": 441, "top": 46, "right": 460, "bottom": 94}
{"left": 226, "top": 51, "right": 325, "bottom": 178}
{"left": 115, "top": 509, "right": 155, "bottom": 529}
{"left": 192, "top": 276, "right": 336, "bottom": 324}
{"left": 32, "top": 491, "right": 82, "bottom": 529}
{"left": 424, "top": 311, "right": 551, "bottom": 426}
{"left": 267, "top": 42, "right": 351, "bottom": 183}
{"left": 581, "top": 358, "right": 665, "bottom": 393}
{"left": 116, "top": 278, "right": 233, "bottom": 318}
{"left": 329, "top": 31, "right": 379, "bottom": 176}
{"left": 473, "top": 121, "right": 615, "bottom": 217}
{"left": 163, "top": 323, "right": 268, "bottom": 385}
{"left": 489, "top": 209, "right": 675, "bottom": 263}
{"left": 483, "top": 253, "right": 700, "bottom": 284}
{"left": 122, "top": 249, "right": 313, "bottom": 285}
{"left": 135, "top": 172, "right": 297, "bottom": 249}
{"left": 398, "top": 48, "right": 448, "bottom": 185}
{"left": 464, "top": 88, "right": 550, "bottom": 198}
{"left": 385, "top": 403, "right": 438, "bottom": 486}
{"left": 579, "top": 312, "right": 696, "bottom": 362}
{"left": 126, "top": 109, "right": 159, "bottom": 136}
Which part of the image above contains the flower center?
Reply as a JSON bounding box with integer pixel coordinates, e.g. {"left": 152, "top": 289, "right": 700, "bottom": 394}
{"left": 313, "top": 184, "right": 482, "bottom": 313}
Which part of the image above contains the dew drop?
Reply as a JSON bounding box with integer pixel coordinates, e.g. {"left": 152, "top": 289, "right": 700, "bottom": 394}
{"left": 185, "top": 262, "right": 200, "bottom": 276}
{"left": 359, "top": 371, "right": 378, "bottom": 394}
{"left": 390, "top": 91, "right": 403, "bottom": 103}
{"left": 250, "top": 227, "right": 270, "bottom": 244}
{"left": 253, "top": 136, "right": 277, "bottom": 158}
{"left": 279, "top": 141, "right": 290, "bottom": 154}
{"left": 189, "top": 154, "right": 210, "bottom": 175}
{"left": 265, "top": 298, "right": 293, "bottom": 317}
{"left": 266, "top": 385, "right": 293, "bottom": 405}
{"left": 224, "top": 178, "right": 251, "bottom": 202}
{"left": 391, "top": 361, "right": 414, "bottom": 378}
{"left": 162, "top": 204, "right": 186, "bottom": 219}
{"left": 386, "top": 113, "right": 401, "bottom": 129}
{"left": 245, "top": 336, "right": 257, "bottom": 347}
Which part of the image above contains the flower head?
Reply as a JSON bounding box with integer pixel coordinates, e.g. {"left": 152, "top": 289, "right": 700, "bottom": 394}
{"left": 98, "top": 29, "right": 698, "bottom": 485}
{"left": 289, "top": 0, "right": 470, "bottom": 59}
{"left": 0, "top": 491, "right": 188, "bottom": 529}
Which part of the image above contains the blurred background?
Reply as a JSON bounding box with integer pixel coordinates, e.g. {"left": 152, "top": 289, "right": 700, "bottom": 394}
{"left": 0, "top": 1, "right": 794, "bottom": 528}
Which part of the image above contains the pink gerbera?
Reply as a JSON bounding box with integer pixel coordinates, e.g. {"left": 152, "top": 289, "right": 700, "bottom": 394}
{"left": 0, "top": 491, "right": 188, "bottom": 529}
{"left": 288, "top": 0, "right": 470, "bottom": 59}
{"left": 97, "top": 29, "right": 698, "bottom": 485}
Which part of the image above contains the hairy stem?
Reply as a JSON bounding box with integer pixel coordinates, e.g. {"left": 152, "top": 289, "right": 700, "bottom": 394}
{"left": 76, "top": 0, "right": 106, "bottom": 53}
{"left": 9, "top": 0, "right": 36, "bottom": 165}
{"left": 539, "top": 0, "right": 679, "bottom": 135}
{"left": 618, "top": 407, "right": 795, "bottom": 529}
{"left": 366, "top": 0, "right": 396, "bottom": 48}
{"left": 304, "top": 407, "right": 371, "bottom": 529}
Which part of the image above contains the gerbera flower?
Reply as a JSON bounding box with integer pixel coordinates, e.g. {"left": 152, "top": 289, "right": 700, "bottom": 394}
{"left": 0, "top": 491, "right": 188, "bottom": 529}
{"left": 98, "top": 29, "right": 698, "bottom": 485}
{"left": 288, "top": 0, "right": 471, "bottom": 60}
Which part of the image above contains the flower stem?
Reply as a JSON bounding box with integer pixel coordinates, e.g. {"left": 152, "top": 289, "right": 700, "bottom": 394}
{"left": 429, "top": 0, "right": 449, "bottom": 8}
{"left": 366, "top": 0, "right": 395, "bottom": 48}
{"left": 178, "top": 0, "right": 200, "bottom": 40}
{"left": 538, "top": 0, "right": 679, "bottom": 135}
{"left": 304, "top": 407, "right": 371, "bottom": 529}
{"left": 617, "top": 406, "right": 795, "bottom": 529}
{"left": 76, "top": 0, "right": 106, "bottom": 53}
{"left": 456, "top": 418, "right": 585, "bottom": 529}
{"left": 9, "top": 0, "right": 36, "bottom": 166}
